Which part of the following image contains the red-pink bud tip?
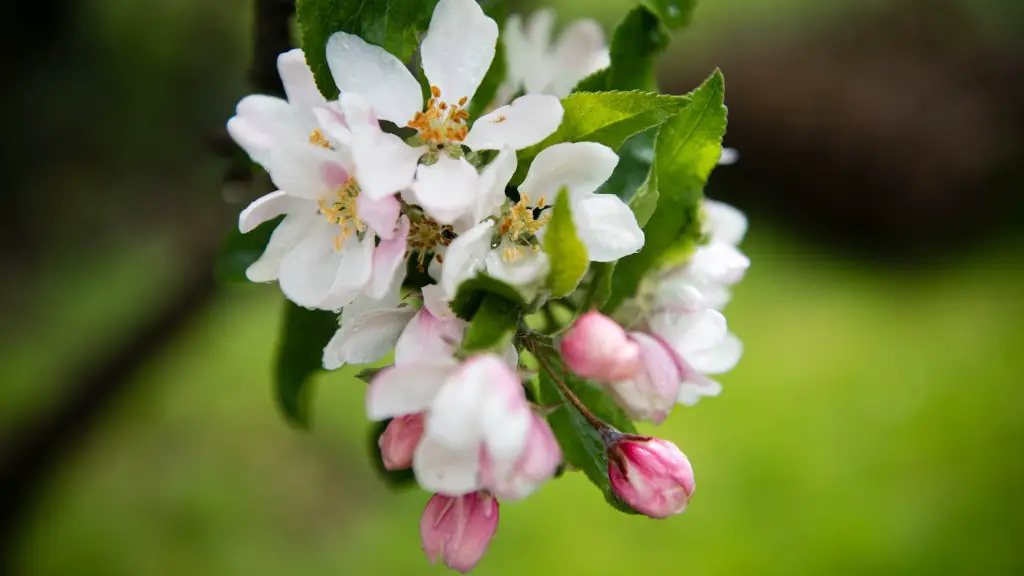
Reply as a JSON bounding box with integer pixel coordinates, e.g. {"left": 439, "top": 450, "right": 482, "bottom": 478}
{"left": 608, "top": 436, "right": 695, "bottom": 519}
{"left": 561, "top": 311, "right": 641, "bottom": 383}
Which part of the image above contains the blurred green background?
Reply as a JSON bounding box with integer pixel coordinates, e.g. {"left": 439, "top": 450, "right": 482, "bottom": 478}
{"left": 2, "top": 0, "right": 1023, "bottom": 574}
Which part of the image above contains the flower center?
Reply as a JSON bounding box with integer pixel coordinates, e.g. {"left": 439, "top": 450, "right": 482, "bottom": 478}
{"left": 407, "top": 214, "right": 455, "bottom": 271}
{"left": 318, "top": 179, "right": 365, "bottom": 252}
{"left": 309, "top": 128, "right": 332, "bottom": 149}
{"left": 495, "top": 193, "right": 549, "bottom": 262}
{"left": 408, "top": 86, "right": 470, "bottom": 145}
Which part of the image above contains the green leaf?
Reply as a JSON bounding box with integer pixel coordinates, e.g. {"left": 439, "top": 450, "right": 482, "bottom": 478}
{"left": 214, "top": 216, "right": 281, "bottom": 284}
{"left": 274, "top": 300, "right": 338, "bottom": 428}
{"left": 513, "top": 91, "right": 688, "bottom": 182}
{"left": 642, "top": 0, "right": 698, "bottom": 30}
{"left": 461, "top": 293, "right": 519, "bottom": 354}
{"left": 596, "top": 128, "right": 656, "bottom": 201}
{"left": 571, "top": 68, "right": 609, "bottom": 93}
{"left": 542, "top": 188, "right": 589, "bottom": 298}
{"left": 296, "top": 0, "right": 439, "bottom": 98}
{"left": 368, "top": 420, "right": 417, "bottom": 489}
{"left": 628, "top": 159, "right": 659, "bottom": 228}
{"left": 605, "top": 70, "right": 727, "bottom": 313}
{"left": 450, "top": 274, "right": 528, "bottom": 321}
{"left": 605, "top": 7, "right": 669, "bottom": 92}
{"left": 537, "top": 365, "right": 639, "bottom": 514}
{"left": 582, "top": 262, "right": 616, "bottom": 310}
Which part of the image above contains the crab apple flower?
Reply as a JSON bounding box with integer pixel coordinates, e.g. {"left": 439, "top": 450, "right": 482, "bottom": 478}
{"left": 658, "top": 199, "right": 750, "bottom": 310}
{"left": 378, "top": 414, "right": 425, "bottom": 471}
{"left": 560, "top": 311, "right": 640, "bottom": 383}
{"left": 421, "top": 491, "right": 499, "bottom": 573}
{"left": 366, "top": 354, "right": 536, "bottom": 497}
{"left": 440, "top": 142, "right": 645, "bottom": 297}
{"left": 322, "top": 284, "right": 463, "bottom": 371}
{"left": 498, "top": 9, "right": 610, "bottom": 102}
{"left": 480, "top": 411, "right": 562, "bottom": 500}
{"left": 608, "top": 436, "right": 695, "bottom": 519}
{"left": 324, "top": 0, "right": 563, "bottom": 222}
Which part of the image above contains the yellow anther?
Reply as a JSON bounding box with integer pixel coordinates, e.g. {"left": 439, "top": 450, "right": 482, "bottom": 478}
{"left": 490, "top": 115, "right": 507, "bottom": 124}
{"left": 308, "top": 129, "right": 331, "bottom": 149}
{"left": 318, "top": 179, "right": 364, "bottom": 252}
{"left": 407, "top": 85, "right": 471, "bottom": 144}
{"left": 430, "top": 85, "right": 441, "bottom": 98}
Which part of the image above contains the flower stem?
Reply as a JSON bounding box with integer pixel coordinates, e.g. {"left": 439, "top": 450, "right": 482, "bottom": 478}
{"left": 533, "top": 347, "right": 608, "bottom": 432}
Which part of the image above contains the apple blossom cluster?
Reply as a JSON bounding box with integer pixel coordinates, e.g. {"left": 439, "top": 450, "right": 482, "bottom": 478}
{"left": 223, "top": 0, "right": 749, "bottom": 572}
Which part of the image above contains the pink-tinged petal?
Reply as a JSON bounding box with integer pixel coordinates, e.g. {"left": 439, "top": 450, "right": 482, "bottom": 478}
{"left": 421, "top": 0, "right": 498, "bottom": 105}
{"left": 551, "top": 19, "right": 608, "bottom": 97}
{"left": 421, "top": 492, "right": 498, "bottom": 572}
{"left": 440, "top": 221, "right": 494, "bottom": 299}
{"left": 378, "top": 413, "right": 425, "bottom": 471}
{"left": 277, "top": 49, "right": 326, "bottom": 109}
{"left": 482, "top": 412, "right": 561, "bottom": 500}
{"left": 340, "top": 93, "right": 424, "bottom": 200}
{"left": 312, "top": 105, "right": 352, "bottom": 148}
{"left": 238, "top": 191, "right": 306, "bottom": 233}
{"left": 358, "top": 194, "right": 401, "bottom": 239}
{"left": 412, "top": 156, "right": 480, "bottom": 225}
{"left": 560, "top": 311, "right": 640, "bottom": 383}
{"left": 572, "top": 193, "right": 645, "bottom": 262}
{"left": 686, "top": 332, "right": 743, "bottom": 375}
{"left": 422, "top": 284, "right": 454, "bottom": 320}
{"left": 363, "top": 215, "right": 409, "bottom": 302}
{"left": 519, "top": 141, "right": 619, "bottom": 200}
{"left": 366, "top": 361, "right": 458, "bottom": 421}
{"left": 395, "top": 307, "right": 466, "bottom": 366}
{"left": 463, "top": 94, "right": 563, "bottom": 151}
{"left": 322, "top": 305, "right": 416, "bottom": 370}
{"left": 608, "top": 436, "right": 695, "bottom": 519}
{"left": 477, "top": 360, "right": 532, "bottom": 464}
{"left": 321, "top": 161, "right": 350, "bottom": 190}
{"left": 413, "top": 436, "right": 483, "bottom": 496}
{"left": 265, "top": 143, "right": 339, "bottom": 200}
{"left": 325, "top": 32, "right": 423, "bottom": 124}
{"left": 246, "top": 211, "right": 319, "bottom": 282}
{"left": 607, "top": 332, "right": 683, "bottom": 424}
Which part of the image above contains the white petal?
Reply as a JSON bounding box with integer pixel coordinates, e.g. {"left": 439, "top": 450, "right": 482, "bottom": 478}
{"left": 704, "top": 199, "right": 748, "bottom": 246}
{"left": 413, "top": 436, "right": 482, "bottom": 496}
{"left": 277, "top": 49, "right": 326, "bottom": 109}
{"left": 421, "top": 0, "right": 498, "bottom": 104}
{"left": 426, "top": 355, "right": 517, "bottom": 451}
{"left": 525, "top": 9, "right": 556, "bottom": 53}
{"left": 325, "top": 32, "right": 423, "bottom": 124}
{"left": 340, "top": 288, "right": 402, "bottom": 328}
{"left": 573, "top": 193, "right": 644, "bottom": 261}
{"left": 277, "top": 221, "right": 345, "bottom": 307}
{"left": 246, "top": 211, "right": 318, "bottom": 282}
{"left": 264, "top": 143, "right": 340, "bottom": 200}
{"left": 687, "top": 332, "right": 743, "bottom": 375}
{"left": 717, "top": 147, "right": 739, "bottom": 166}
{"left": 463, "top": 94, "right": 563, "bottom": 151}
{"left": 484, "top": 249, "right": 549, "bottom": 288}
{"left": 366, "top": 362, "right": 458, "bottom": 420}
{"left": 688, "top": 241, "right": 750, "bottom": 286}
{"left": 340, "top": 93, "right": 425, "bottom": 200}
{"left": 471, "top": 148, "right": 517, "bottom": 223}
{"left": 658, "top": 307, "right": 728, "bottom": 356}
{"left": 312, "top": 104, "right": 353, "bottom": 149}
{"left": 440, "top": 221, "right": 494, "bottom": 298}
{"left": 551, "top": 19, "right": 607, "bottom": 97}
{"left": 358, "top": 194, "right": 401, "bottom": 240}
{"left": 238, "top": 191, "right": 307, "bottom": 233}
{"left": 476, "top": 359, "right": 531, "bottom": 463}
{"left": 322, "top": 306, "right": 417, "bottom": 370}
{"left": 412, "top": 156, "right": 480, "bottom": 225}
{"left": 320, "top": 235, "right": 375, "bottom": 310}
{"left": 677, "top": 378, "right": 723, "bottom": 407}
{"left": 422, "top": 284, "right": 453, "bottom": 320}
{"left": 519, "top": 142, "right": 619, "bottom": 200}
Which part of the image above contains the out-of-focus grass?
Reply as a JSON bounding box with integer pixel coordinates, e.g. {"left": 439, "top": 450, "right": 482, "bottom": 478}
{"left": 8, "top": 227, "right": 1024, "bottom": 575}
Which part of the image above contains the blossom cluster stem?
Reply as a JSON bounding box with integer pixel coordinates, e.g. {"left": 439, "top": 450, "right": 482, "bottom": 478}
{"left": 532, "top": 346, "right": 608, "bottom": 432}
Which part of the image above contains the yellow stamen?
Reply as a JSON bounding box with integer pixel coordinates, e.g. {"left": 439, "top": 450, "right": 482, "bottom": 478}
{"left": 407, "top": 85, "right": 470, "bottom": 144}
{"left": 498, "top": 193, "right": 549, "bottom": 262}
{"left": 407, "top": 215, "right": 455, "bottom": 272}
{"left": 308, "top": 129, "right": 331, "bottom": 149}
{"left": 317, "top": 179, "right": 365, "bottom": 251}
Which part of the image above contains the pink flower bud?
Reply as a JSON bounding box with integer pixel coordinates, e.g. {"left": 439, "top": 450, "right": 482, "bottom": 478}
{"left": 481, "top": 412, "right": 562, "bottom": 500}
{"left": 378, "top": 414, "right": 424, "bottom": 470}
{"left": 421, "top": 491, "right": 499, "bottom": 573}
{"left": 561, "top": 311, "right": 640, "bottom": 383}
{"left": 608, "top": 436, "right": 695, "bottom": 519}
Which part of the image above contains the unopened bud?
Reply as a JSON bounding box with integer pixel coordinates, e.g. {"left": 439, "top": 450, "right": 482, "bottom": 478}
{"left": 421, "top": 491, "right": 499, "bottom": 573}
{"left": 561, "top": 311, "right": 640, "bottom": 383}
{"left": 608, "top": 436, "right": 695, "bottom": 519}
{"left": 378, "top": 414, "right": 424, "bottom": 470}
